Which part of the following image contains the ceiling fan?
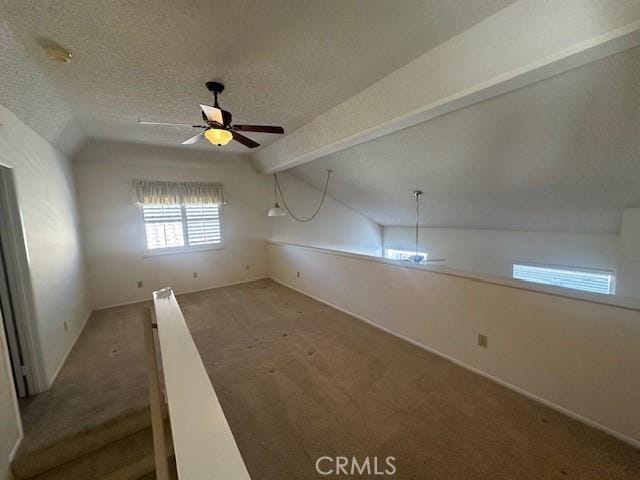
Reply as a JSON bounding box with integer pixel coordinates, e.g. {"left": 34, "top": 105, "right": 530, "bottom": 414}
{"left": 138, "top": 81, "right": 284, "bottom": 149}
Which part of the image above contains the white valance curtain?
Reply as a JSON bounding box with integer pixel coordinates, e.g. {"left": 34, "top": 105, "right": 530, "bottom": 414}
{"left": 134, "top": 179, "right": 226, "bottom": 205}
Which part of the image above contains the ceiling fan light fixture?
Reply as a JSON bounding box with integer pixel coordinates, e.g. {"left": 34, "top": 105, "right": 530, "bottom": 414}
{"left": 42, "top": 43, "right": 72, "bottom": 63}
{"left": 204, "top": 128, "right": 233, "bottom": 146}
{"left": 268, "top": 202, "right": 287, "bottom": 217}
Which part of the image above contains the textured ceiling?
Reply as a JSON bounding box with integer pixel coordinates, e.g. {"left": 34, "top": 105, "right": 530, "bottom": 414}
{"left": 0, "top": 0, "right": 513, "bottom": 154}
{"left": 290, "top": 47, "right": 640, "bottom": 233}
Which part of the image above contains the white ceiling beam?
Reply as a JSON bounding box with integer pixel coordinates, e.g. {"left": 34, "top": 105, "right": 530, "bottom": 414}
{"left": 252, "top": 0, "right": 640, "bottom": 173}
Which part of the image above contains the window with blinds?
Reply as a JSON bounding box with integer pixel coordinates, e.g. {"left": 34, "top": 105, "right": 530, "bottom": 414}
{"left": 142, "top": 203, "right": 222, "bottom": 252}
{"left": 512, "top": 263, "right": 614, "bottom": 295}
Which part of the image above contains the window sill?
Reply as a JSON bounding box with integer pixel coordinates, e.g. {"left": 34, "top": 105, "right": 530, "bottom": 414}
{"left": 144, "top": 244, "right": 224, "bottom": 258}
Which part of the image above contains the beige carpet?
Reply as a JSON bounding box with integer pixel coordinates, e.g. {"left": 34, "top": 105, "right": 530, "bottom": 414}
{"left": 19, "top": 302, "right": 152, "bottom": 453}
{"left": 181, "top": 279, "right": 640, "bottom": 479}
{"left": 17, "top": 279, "right": 640, "bottom": 479}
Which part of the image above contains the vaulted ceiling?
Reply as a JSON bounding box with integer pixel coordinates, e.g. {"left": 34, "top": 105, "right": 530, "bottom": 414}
{"left": 2, "top": 1, "right": 638, "bottom": 234}
{"left": 290, "top": 47, "right": 640, "bottom": 233}
{"left": 0, "top": 0, "right": 512, "bottom": 153}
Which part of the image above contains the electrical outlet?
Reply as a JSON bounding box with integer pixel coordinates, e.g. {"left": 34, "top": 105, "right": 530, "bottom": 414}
{"left": 137, "top": 281, "right": 143, "bottom": 288}
{"left": 193, "top": 272, "right": 198, "bottom": 278}
{"left": 63, "top": 321, "right": 68, "bottom": 331}
{"left": 296, "top": 271, "right": 301, "bottom": 278}
{"left": 478, "top": 334, "right": 488, "bottom": 348}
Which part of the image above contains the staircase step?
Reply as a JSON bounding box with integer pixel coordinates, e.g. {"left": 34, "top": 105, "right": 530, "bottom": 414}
{"left": 24, "top": 422, "right": 172, "bottom": 480}
{"left": 136, "top": 456, "right": 178, "bottom": 480}
{"left": 12, "top": 408, "right": 154, "bottom": 480}
{"left": 27, "top": 427, "right": 154, "bottom": 480}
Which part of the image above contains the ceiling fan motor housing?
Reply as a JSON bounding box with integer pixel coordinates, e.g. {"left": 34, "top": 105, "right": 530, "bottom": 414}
{"left": 206, "top": 81, "right": 225, "bottom": 94}
{"left": 204, "top": 82, "right": 232, "bottom": 126}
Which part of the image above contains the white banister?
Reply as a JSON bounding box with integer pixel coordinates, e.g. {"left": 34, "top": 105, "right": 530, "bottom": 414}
{"left": 153, "top": 288, "right": 251, "bottom": 480}
{"left": 142, "top": 308, "right": 171, "bottom": 480}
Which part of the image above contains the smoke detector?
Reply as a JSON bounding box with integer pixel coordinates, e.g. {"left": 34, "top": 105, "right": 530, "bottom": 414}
{"left": 42, "top": 43, "right": 72, "bottom": 63}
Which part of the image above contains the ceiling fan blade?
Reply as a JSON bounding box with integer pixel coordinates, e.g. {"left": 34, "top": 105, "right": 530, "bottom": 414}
{"left": 199, "top": 104, "right": 223, "bottom": 124}
{"left": 139, "top": 121, "right": 206, "bottom": 128}
{"left": 181, "top": 132, "right": 204, "bottom": 145}
{"left": 232, "top": 124, "right": 284, "bottom": 134}
{"left": 231, "top": 131, "right": 260, "bottom": 149}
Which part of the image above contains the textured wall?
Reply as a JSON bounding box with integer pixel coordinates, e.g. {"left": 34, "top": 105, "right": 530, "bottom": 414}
{"left": 73, "top": 140, "right": 273, "bottom": 308}
{"left": 268, "top": 242, "right": 640, "bottom": 446}
{"left": 269, "top": 172, "right": 382, "bottom": 256}
{"left": 0, "top": 104, "right": 90, "bottom": 389}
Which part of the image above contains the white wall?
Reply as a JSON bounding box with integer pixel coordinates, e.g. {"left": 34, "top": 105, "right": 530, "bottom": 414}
{"left": 268, "top": 242, "right": 640, "bottom": 446}
{"left": 0, "top": 310, "right": 20, "bottom": 480}
{"left": 617, "top": 208, "right": 640, "bottom": 298}
{"left": 270, "top": 172, "right": 382, "bottom": 256}
{"left": 73, "top": 140, "right": 274, "bottom": 308}
{"left": 0, "top": 104, "right": 90, "bottom": 389}
{"left": 384, "top": 226, "right": 619, "bottom": 278}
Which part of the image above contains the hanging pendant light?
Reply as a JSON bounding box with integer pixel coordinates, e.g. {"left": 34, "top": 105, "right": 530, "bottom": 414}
{"left": 268, "top": 173, "right": 287, "bottom": 217}
{"left": 267, "top": 169, "right": 332, "bottom": 221}
{"left": 408, "top": 190, "right": 425, "bottom": 264}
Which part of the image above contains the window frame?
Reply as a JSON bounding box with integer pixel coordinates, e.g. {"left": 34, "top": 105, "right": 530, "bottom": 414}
{"left": 140, "top": 202, "right": 224, "bottom": 257}
{"left": 512, "top": 261, "right": 616, "bottom": 295}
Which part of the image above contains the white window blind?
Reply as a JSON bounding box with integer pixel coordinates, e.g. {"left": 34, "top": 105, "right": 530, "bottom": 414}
{"left": 143, "top": 204, "right": 185, "bottom": 250}
{"left": 185, "top": 204, "right": 221, "bottom": 245}
{"left": 385, "top": 248, "right": 428, "bottom": 264}
{"left": 512, "top": 263, "right": 614, "bottom": 295}
{"left": 142, "top": 203, "right": 222, "bottom": 252}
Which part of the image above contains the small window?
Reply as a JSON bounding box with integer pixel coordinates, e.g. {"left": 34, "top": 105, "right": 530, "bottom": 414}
{"left": 142, "top": 203, "right": 222, "bottom": 253}
{"left": 512, "top": 263, "right": 614, "bottom": 295}
{"left": 385, "top": 248, "right": 428, "bottom": 264}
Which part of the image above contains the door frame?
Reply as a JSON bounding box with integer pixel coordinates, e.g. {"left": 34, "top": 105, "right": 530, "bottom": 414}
{"left": 0, "top": 161, "right": 46, "bottom": 394}
{"left": 0, "top": 239, "right": 29, "bottom": 396}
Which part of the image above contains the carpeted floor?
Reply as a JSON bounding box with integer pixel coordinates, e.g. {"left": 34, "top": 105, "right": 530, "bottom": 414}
{"left": 19, "top": 279, "right": 640, "bottom": 479}
{"left": 18, "top": 302, "right": 152, "bottom": 453}
{"left": 181, "top": 279, "right": 640, "bottom": 480}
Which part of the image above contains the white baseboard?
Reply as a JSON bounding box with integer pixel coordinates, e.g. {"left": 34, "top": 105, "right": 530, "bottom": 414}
{"left": 45, "top": 306, "right": 92, "bottom": 390}
{"left": 4, "top": 435, "right": 22, "bottom": 480}
{"left": 269, "top": 276, "right": 640, "bottom": 448}
{"left": 9, "top": 434, "right": 22, "bottom": 461}
{"left": 92, "top": 297, "right": 152, "bottom": 311}
{"left": 92, "top": 276, "right": 270, "bottom": 311}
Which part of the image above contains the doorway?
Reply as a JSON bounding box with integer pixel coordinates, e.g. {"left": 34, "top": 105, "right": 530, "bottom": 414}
{"left": 0, "top": 239, "right": 28, "bottom": 396}
{"left": 0, "top": 163, "right": 40, "bottom": 396}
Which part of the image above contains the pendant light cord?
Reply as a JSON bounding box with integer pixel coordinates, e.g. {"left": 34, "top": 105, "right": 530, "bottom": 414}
{"left": 415, "top": 193, "right": 419, "bottom": 256}
{"left": 273, "top": 172, "right": 278, "bottom": 202}
{"left": 274, "top": 169, "right": 332, "bottom": 222}
{"left": 413, "top": 190, "right": 423, "bottom": 258}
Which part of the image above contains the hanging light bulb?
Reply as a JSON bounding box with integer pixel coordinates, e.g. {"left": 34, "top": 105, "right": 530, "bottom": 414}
{"left": 268, "top": 202, "right": 286, "bottom": 217}
{"left": 268, "top": 173, "right": 287, "bottom": 217}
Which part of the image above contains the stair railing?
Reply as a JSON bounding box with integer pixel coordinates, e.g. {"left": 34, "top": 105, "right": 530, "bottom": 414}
{"left": 149, "top": 287, "right": 251, "bottom": 480}
{"left": 142, "top": 307, "right": 171, "bottom": 480}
